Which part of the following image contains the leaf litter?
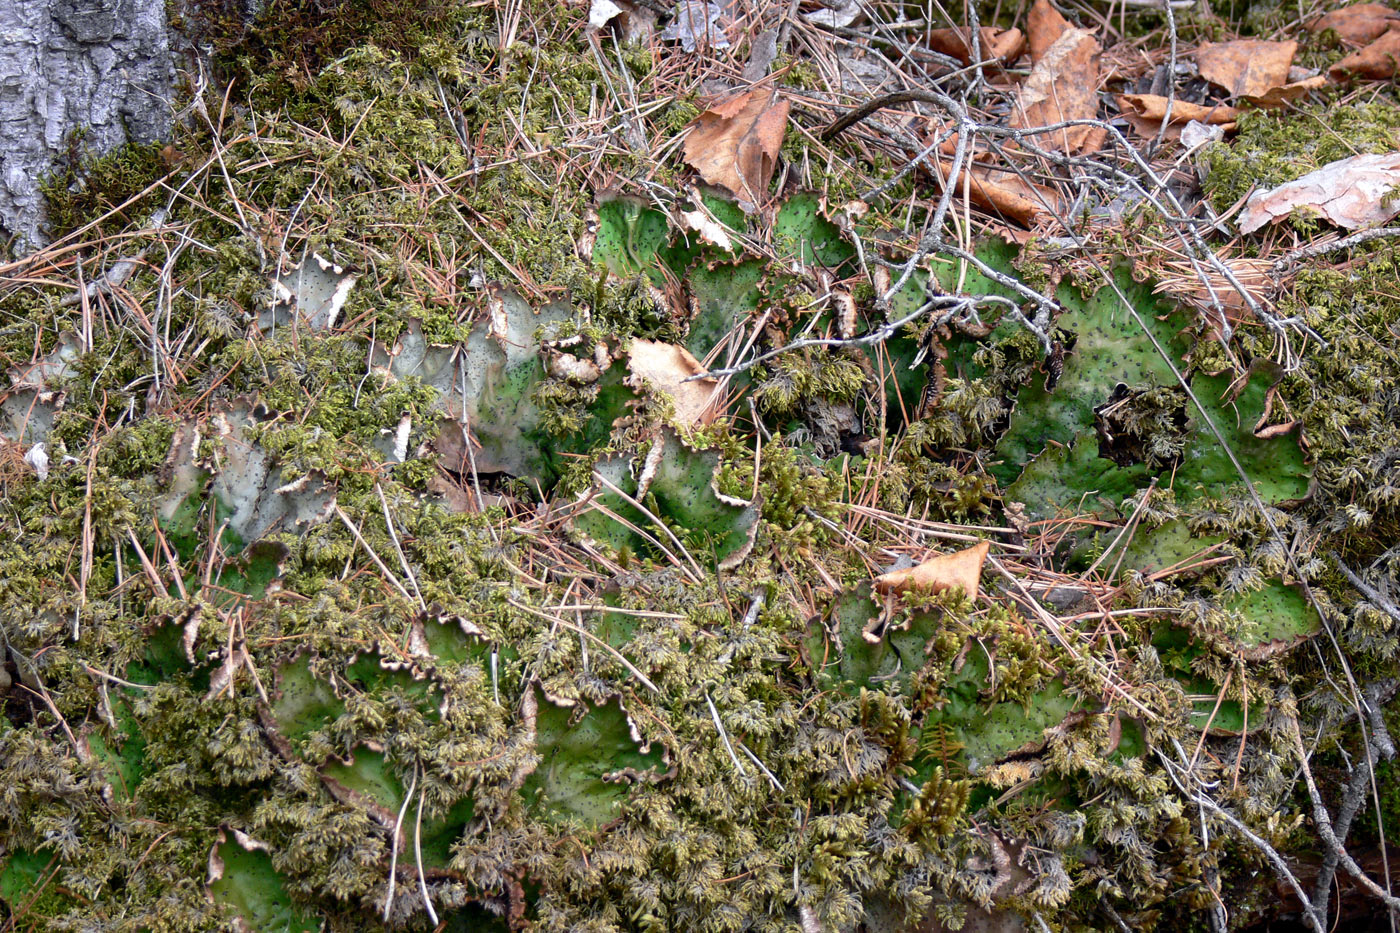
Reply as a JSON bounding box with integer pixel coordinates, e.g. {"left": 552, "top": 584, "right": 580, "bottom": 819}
{"left": 682, "top": 84, "right": 789, "bottom": 209}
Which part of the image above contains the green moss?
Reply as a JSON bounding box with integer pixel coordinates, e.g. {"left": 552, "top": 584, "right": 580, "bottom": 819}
{"left": 4, "top": 2, "right": 1400, "bottom": 928}
{"left": 41, "top": 139, "right": 169, "bottom": 239}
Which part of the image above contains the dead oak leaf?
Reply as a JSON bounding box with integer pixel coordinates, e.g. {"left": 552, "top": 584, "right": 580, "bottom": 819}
{"left": 932, "top": 158, "right": 1062, "bottom": 227}
{"left": 1026, "top": 0, "right": 1072, "bottom": 64}
{"left": 1244, "top": 74, "right": 1330, "bottom": 108}
{"left": 1009, "top": 26, "right": 1105, "bottom": 155}
{"left": 873, "top": 540, "right": 990, "bottom": 600}
{"left": 1306, "top": 3, "right": 1400, "bottom": 47}
{"left": 1329, "top": 28, "right": 1400, "bottom": 80}
{"left": 925, "top": 26, "right": 1025, "bottom": 65}
{"left": 1238, "top": 152, "right": 1400, "bottom": 233}
{"left": 682, "top": 85, "right": 789, "bottom": 210}
{"left": 1195, "top": 39, "right": 1295, "bottom": 99}
{"left": 1116, "top": 93, "right": 1239, "bottom": 126}
{"left": 1116, "top": 93, "right": 1238, "bottom": 141}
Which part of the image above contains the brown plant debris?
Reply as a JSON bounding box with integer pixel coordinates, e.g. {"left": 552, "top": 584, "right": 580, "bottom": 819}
{"left": 682, "top": 84, "right": 790, "bottom": 209}
{"left": 626, "top": 339, "right": 723, "bottom": 427}
{"left": 1329, "top": 27, "right": 1400, "bottom": 80}
{"left": 1009, "top": 26, "right": 1105, "bottom": 155}
{"left": 931, "top": 159, "right": 1062, "bottom": 227}
{"left": 873, "top": 540, "right": 990, "bottom": 600}
{"left": 1194, "top": 39, "right": 1296, "bottom": 99}
{"left": 1305, "top": 3, "right": 1400, "bottom": 47}
{"left": 924, "top": 26, "right": 1025, "bottom": 66}
{"left": 1116, "top": 93, "right": 1239, "bottom": 140}
{"left": 1026, "top": 0, "right": 1072, "bottom": 64}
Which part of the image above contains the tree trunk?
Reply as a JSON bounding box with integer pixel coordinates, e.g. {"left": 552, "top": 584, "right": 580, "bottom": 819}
{"left": 0, "top": 0, "right": 175, "bottom": 249}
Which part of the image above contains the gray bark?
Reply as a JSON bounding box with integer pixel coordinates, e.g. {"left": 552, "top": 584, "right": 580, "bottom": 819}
{"left": 0, "top": 0, "right": 176, "bottom": 251}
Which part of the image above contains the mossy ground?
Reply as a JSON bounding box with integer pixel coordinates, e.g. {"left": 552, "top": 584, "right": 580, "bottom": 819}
{"left": 3, "top": 0, "right": 1400, "bottom": 931}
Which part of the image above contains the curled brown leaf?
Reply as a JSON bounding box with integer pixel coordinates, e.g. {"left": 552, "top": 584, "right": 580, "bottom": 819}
{"left": 873, "top": 540, "right": 990, "bottom": 600}
{"left": 682, "top": 85, "right": 789, "bottom": 209}
{"left": 1329, "top": 28, "right": 1400, "bottom": 80}
{"left": 1306, "top": 2, "right": 1400, "bottom": 47}
{"left": 925, "top": 26, "right": 1025, "bottom": 65}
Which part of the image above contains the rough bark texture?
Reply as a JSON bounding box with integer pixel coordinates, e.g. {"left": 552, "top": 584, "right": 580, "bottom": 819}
{"left": 0, "top": 0, "right": 175, "bottom": 250}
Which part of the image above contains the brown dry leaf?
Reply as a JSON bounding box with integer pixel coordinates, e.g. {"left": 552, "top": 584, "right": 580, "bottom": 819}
{"left": 627, "top": 339, "right": 723, "bottom": 426}
{"left": 927, "top": 155, "right": 1062, "bottom": 225}
{"left": 873, "top": 540, "right": 990, "bottom": 600}
{"left": 682, "top": 85, "right": 789, "bottom": 209}
{"left": 1122, "top": 116, "right": 1233, "bottom": 144}
{"left": 926, "top": 27, "right": 1025, "bottom": 65}
{"left": 1116, "top": 94, "right": 1238, "bottom": 141}
{"left": 1238, "top": 152, "right": 1400, "bottom": 233}
{"left": 1009, "top": 27, "right": 1105, "bottom": 154}
{"left": 1244, "top": 74, "right": 1330, "bottom": 108}
{"left": 1116, "top": 93, "right": 1239, "bottom": 126}
{"left": 934, "top": 159, "right": 1063, "bottom": 226}
{"left": 1026, "top": 0, "right": 1072, "bottom": 64}
{"left": 1329, "top": 28, "right": 1400, "bottom": 79}
{"left": 1306, "top": 3, "right": 1400, "bottom": 46}
{"left": 1195, "top": 39, "right": 1296, "bottom": 98}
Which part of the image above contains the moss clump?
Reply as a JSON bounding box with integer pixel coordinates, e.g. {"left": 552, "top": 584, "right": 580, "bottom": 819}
{"left": 5, "top": 7, "right": 1400, "bottom": 933}
{"left": 184, "top": 0, "right": 456, "bottom": 97}
{"left": 41, "top": 139, "right": 169, "bottom": 239}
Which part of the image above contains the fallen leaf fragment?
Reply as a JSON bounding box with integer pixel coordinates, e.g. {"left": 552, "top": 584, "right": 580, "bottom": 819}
{"left": 1329, "top": 28, "right": 1400, "bottom": 79}
{"left": 1306, "top": 3, "right": 1400, "bottom": 46}
{"left": 873, "top": 540, "right": 990, "bottom": 600}
{"left": 676, "top": 208, "right": 733, "bottom": 251}
{"left": 1116, "top": 93, "right": 1238, "bottom": 126}
{"left": 1238, "top": 152, "right": 1400, "bottom": 233}
{"left": 1243, "top": 74, "right": 1329, "bottom": 108}
{"left": 23, "top": 442, "right": 48, "bottom": 480}
{"left": 660, "top": 0, "right": 729, "bottom": 51}
{"left": 1195, "top": 39, "right": 1295, "bottom": 98}
{"left": 1027, "top": 0, "right": 1072, "bottom": 63}
{"left": 932, "top": 158, "right": 1063, "bottom": 226}
{"left": 1010, "top": 27, "right": 1105, "bottom": 154}
{"left": 742, "top": 28, "right": 780, "bottom": 80}
{"left": 627, "top": 339, "right": 723, "bottom": 426}
{"left": 1116, "top": 94, "right": 1237, "bottom": 141}
{"left": 803, "top": 0, "right": 861, "bottom": 29}
{"left": 590, "top": 0, "right": 624, "bottom": 28}
{"left": 925, "top": 27, "right": 1025, "bottom": 65}
{"left": 1179, "top": 119, "right": 1225, "bottom": 151}
{"left": 683, "top": 85, "right": 789, "bottom": 209}
{"left": 590, "top": 0, "right": 657, "bottom": 41}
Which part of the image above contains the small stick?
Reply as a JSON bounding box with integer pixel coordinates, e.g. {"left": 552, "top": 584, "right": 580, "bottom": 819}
{"left": 707, "top": 690, "right": 747, "bottom": 776}
{"left": 376, "top": 484, "right": 427, "bottom": 610}
{"left": 383, "top": 765, "right": 417, "bottom": 921}
{"left": 334, "top": 504, "right": 416, "bottom": 604}
{"left": 413, "top": 770, "right": 439, "bottom": 927}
